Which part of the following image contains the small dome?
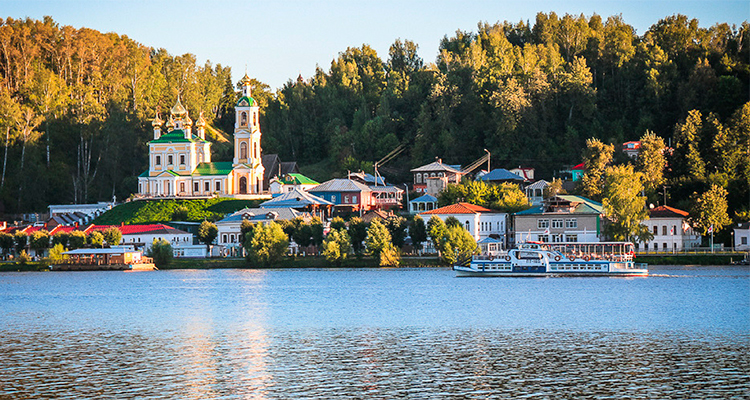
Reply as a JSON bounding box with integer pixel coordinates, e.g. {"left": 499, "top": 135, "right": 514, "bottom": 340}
{"left": 241, "top": 73, "right": 253, "bottom": 86}
{"left": 166, "top": 114, "right": 175, "bottom": 128}
{"left": 184, "top": 110, "right": 193, "bottom": 126}
{"left": 151, "top": 111, "right": 163, "bottom": 127}
{"left": 170, "top": 95, "right": 187, "bottom": 116}
{"left": 196, "top": 111, "right": 207, "bottom": 127}
{"left": 236, "top": 96, "right": 255, "bottom": 107}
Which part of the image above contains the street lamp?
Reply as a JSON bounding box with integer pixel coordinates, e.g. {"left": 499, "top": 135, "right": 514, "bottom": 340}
{"left": 484, "top": 149, "right": 490, "bottom": 172}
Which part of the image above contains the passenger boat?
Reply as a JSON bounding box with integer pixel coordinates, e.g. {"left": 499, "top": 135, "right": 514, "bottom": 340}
{"left": 453, "top": 241, "right": 648, "bottom": 277}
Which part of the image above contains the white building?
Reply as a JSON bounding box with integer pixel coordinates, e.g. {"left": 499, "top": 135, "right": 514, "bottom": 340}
{"left": 639, "top": 206, "right": 701, "bottom": 252}
{"left": 90, "top": 224, "right": 193, "bottom": 253}
{"left": 216, "top": 207, "right": 310, "bottom": 256}
{"left": 733, "top": 222, "right": 749, "bottom": 251}
{"left": 420, "top": 202, "right": 508, "bottom": 247}
{"left": 523, "top": 180, "right": 549, "bottom": 206}
{"left": 513, "top": 195, "right": 603, "bottom": 245}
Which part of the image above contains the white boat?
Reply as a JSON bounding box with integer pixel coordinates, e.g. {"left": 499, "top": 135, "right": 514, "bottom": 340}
{"left": 453, "top": 241, "right": 648, "bottom": 277}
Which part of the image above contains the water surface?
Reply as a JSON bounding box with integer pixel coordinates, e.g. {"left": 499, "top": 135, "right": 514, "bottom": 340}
{"left": 1, "top": 266, "right": 748, "bottom": 398}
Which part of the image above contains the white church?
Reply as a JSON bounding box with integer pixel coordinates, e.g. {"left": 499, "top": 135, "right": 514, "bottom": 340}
{"left": 137, "top": 74, "right": 266, "bottom": 197}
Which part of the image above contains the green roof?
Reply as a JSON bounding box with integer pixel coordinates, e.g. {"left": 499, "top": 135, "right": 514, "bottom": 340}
{"left": 236, "top": 96, "right": 255, "bottom": 107}
{"left": 193, "top": 162, "right": 233, "bottom": 176}
{"left": 138, "top": 169, "right": 181, "bottom": 178}
{"left": 281, "top": 173, "right": 319, "bottom": 185}
{"left": 150, "top": 130, "right": 208, "bottom": 144}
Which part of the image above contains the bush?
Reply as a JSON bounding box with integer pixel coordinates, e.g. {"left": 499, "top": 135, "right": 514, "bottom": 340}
{"left": 147, "top": 239, "right": 173, "bottom": 267}
{"left": 68, "top": 231, "right": 86, "bottom": 249}
{"left": 17, "top": 250, "right": 31, "bottom": 264}
{"left": 48, "top": 244, "right": 68, "bottom": 263}
{"left": 88, "top": 231, "right": 104, "bottom": 248}
{"left": 102, "top": 227, "right": 122, "bottom": 246}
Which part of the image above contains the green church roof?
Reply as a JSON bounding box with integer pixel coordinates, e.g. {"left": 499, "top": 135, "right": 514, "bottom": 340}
{"left": 150, "top": 130, "right": 209, "bottom": 144}
{"left": 236, "top": 96, "right": 255, "bottom": 107}
{"left": 193, "top": 162, "right": 233, "bottom": 176}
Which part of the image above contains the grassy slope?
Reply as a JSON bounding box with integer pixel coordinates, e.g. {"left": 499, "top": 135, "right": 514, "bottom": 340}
{"left": 92, "top": 198, "right": 263, "bottom": 225}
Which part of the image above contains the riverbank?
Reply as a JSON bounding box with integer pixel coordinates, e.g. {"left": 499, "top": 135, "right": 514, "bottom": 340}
{"left": 2, "top": 253, "right": 745, "bottom": 271}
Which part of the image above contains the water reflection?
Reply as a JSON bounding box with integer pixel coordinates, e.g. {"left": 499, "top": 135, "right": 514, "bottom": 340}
{"left": 0, "top": 266, "right": 747, "bottom": 398}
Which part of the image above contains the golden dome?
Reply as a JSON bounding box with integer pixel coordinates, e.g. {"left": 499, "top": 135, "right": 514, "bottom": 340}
{"left": 166, "top": 114, "right": 175, "bottom": 129}
{"left": 184, "top": 110, "right": 193, "bottom": 126}
{"left": 241, "top": 73, "right": 253, "bottom": 86}
{"left": 151, "top": 110, "right": 163, "bottom": 127}
{"left": 196, "top": 111, "right": 207, "bottom": 127}
{"left": 170, "top": 95, "right": 186, "bottom": 116}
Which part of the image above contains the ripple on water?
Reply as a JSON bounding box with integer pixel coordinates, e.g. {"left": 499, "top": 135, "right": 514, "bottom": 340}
{"left": 0, "top": 328, "right": 748, "bottom": 399}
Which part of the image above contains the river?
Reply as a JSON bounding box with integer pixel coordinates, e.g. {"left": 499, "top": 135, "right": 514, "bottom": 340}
{"left": 1, "top": 265, "right": 748, "bottom": 398}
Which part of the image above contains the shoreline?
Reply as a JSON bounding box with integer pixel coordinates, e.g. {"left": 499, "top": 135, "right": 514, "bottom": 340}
{"left": 0, "top": 253, "right": 746, "bottom": 272}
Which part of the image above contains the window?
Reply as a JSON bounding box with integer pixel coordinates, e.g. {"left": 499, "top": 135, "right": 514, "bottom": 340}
{"left": 205, "top": 182, "right": 210, "bottom": 192}
{"left": 552, "top": 234, "right": 563, "bottom": 242}
{"left": 254, "top": 142, "right": 258, "bottom": 159}
{"left": 438, "top": 172, "right": 444, "bottom": 177}
{"left": 194, "top": 182, "right": 199, "bottom": 192}
{"left": 344, "top": 195, "right": 349, "bottom": 203}
{"left": 663, "top": 243, "right": 667, "bottom": 250}
{"left": 352, "top": 195, "right": 357, "bottom": 204}
{"left": 653, "top": 243, "right": 658, "bottom": 250}
{"left": 156, "top": 155, "right": 161, "bottom": 166}
{"left": 672, "top": 225, "right": 677, "bottom": 236}
{"left": 465, "top": 221, "right": 470, "bottom": 231}
{"left": 215, "top": 181, "right": 221, "bottom": 192}
{"left": 253, "top": 112, "right": 258, "bottom": 126}
{"left": 742, "top": 237, "right": 748, "bottom": 245}
{"left": 180, "top": 155, "right": 185, "bottom": 165}
{"left": 662, "top": 226, "right": 667, "bottom": 235}
{"left": 416, "top": 174, "right": 422, "bottom": 183}
{"left": 538, "top": 219, "right": 550, "bottom": 229}
{"left": 168, "top": 155, "right": 173, "bottom": 165}
{"left": 565, "top": 218, "right": 577, "bottom": 228}
{"left": 552, "top": 219, "right": 563, "bottom": 228}
{"left": 566, "top": 234, "right": 578, "bottom": 242}
{"left": 539, "top": 235, "right": 549, "bottom": 242}
{"left": 653, "top": 226, "right": 658, "bottom": 235}
{"left": 222, "top": 234, "right": 227, "bottom": 243}
{"left": 180, "top": 183, "right": 185, "bottom": 192}
{"left": 241, "top": 112, "right": 247, "bottom": 127}
{"left": 240, "top": 142, "right": 247, "bottom": 159}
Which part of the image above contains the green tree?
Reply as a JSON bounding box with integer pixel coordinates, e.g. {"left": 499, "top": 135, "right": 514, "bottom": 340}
{"left": 691, "top": 184, "right": 731, "bottom": 236}
{"left": 329, "top": 217, "right": 346, "bottom": 231}
{"left": 322, "top": 228, "right": 351, "bottom": 265}
{"left": 245, "top": 222, "right": 289, "bottom": 266}
{"left": 545, "top": 178, "right": 565, "bottom": 198}
{"left": 102, "top": 227, "right": 122, "bottom": 246}
{"left": 51, "top": 232, "right": 69, "bottom": 248}
{"left": 365, "top": 219, "right": 399, "bottom": 266}
{"left": 444, "top": 216, "right": 461, "bottom": 228}
{"left": 48, "top": 243, "right": 68, "bottom": 263}
{"left": 437, "top": 225, "right": 477, "bottom": 266}
{"left": 409, "top": 215, "right": 428, "bottom": 252}
{"left": 0, "top": 232, "right": 14, "bottom": 258}
{"left": 636, "top": 131, "right": 667, "bottom": 193}
{"left": 147, "top": 239, "right": 173, "bottom": 268}
{"left": 88, "top": 231, "right": 104, "bottom": 248}
{"left": 13, "top": 231, "right": 27, "bottom": 254}
{"left": 581, "top": 138, "right": 614, "bottom": 200}
{"left": 240, "top": 220, "right": 255, "bottom": 238}
{"left": 198, "top": 220, "right": 218, "bottom": 254}
{"left": 310, "top": 217, "right": 325, "bottom": 247}
{"left": 427, "top": 216, "right": 448, "bottom": 252}
{"left": 68, "top": 231, "right": 86, "bottom": 250}
{"left": 385, "top": 215, "right": 407, "bottom": 248}
{"left": 602, "top": 165, "right": 651, "bottom": 242}
{"left": 29, "top": 230, "right": 50, "bottom": 257}
{"left": 347, "top": 217, "right": 368, "bottom": 254}
{"left": 172, "top": 206, "right": 189, "bottom": 221}
{"left": 673, "top": 109, "right": 706, "bottom": 181}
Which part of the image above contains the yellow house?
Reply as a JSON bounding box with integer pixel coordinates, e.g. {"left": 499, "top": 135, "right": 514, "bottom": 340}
{"left": 138, "top": 74, "right": 265, "bottom": 197}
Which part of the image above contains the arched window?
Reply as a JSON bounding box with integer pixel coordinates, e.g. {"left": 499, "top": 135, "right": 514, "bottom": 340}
{"left": 240, "top": 142, "right": 248, "bottom": 159}
{"left": 416, "top": 174, "right": 422, "bottom": 183}
{"left": 254, "top": 142, "right": 258, "bottom": 159}
{"left": 253, "top": 112, "right": 258, "bottom": 126}
{"left": 240, "top": 112, "right": 247, "bottom": 127}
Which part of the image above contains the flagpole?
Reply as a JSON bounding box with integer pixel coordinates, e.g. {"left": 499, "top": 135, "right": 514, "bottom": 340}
{"left": 710, "top": 225, "right": 714, "bottom": 253}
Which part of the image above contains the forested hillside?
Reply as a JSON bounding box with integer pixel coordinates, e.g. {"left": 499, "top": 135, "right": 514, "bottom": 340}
{"left": 0, "top": 13, "right": 748, "bottom": 215}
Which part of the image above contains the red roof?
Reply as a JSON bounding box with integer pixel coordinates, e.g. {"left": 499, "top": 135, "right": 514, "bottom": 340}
{"left": 572, "top": 162, "right": 585, "bottom": 171}
{"left": 421, "top": 202, "right": 495, "bottom": 215}
{"left": 649, "top": 205, "right": 689, "bottom": 218}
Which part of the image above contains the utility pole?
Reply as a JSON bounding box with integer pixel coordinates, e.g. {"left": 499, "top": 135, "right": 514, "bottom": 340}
{"left": 484, "top": 149, "right": 490, "bottom": 172}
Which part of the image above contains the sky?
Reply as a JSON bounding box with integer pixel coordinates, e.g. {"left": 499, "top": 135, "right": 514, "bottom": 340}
{"left": 4, "top": 0, "right": 748, "bottom": 90}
